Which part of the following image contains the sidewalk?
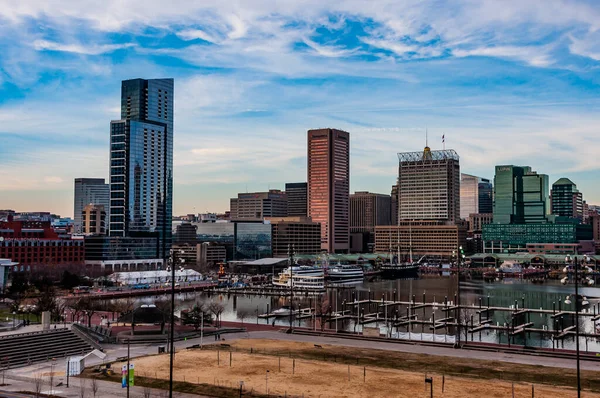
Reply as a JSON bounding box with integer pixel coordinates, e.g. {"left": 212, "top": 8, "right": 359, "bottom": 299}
{"left": 2, "top": 370, "right": 209, "bottom": 397}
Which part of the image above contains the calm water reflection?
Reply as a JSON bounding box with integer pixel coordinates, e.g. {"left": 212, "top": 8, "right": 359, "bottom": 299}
{"left": 131, "top": 277, "right": 600, "bottom": 352}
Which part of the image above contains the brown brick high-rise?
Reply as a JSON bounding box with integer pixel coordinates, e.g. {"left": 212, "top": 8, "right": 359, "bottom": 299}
{"left": 307, "top": 128, "right": 350, "bottom": 253}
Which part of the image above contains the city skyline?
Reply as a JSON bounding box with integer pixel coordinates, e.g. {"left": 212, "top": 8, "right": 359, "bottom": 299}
{"left": 2, "top": 2, "right": 600, "bottom": 216}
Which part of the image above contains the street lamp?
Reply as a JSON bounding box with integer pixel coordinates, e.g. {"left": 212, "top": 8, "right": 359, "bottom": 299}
{"left": 168, "top": 249, "right": 185, "bottom": 398}
{"left": 564, "top": 255, "right": 581, "bottom": 398}
{"left": 455, "top": 245, "right": 465, "bottom": 348}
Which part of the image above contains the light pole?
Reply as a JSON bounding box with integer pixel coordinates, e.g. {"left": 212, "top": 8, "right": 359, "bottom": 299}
{"left": 265, "top": 370, "right": 270, "bottom": 394}
{"left": 565, "top": 254, "right": 581, "bottom": 398}
{"left": 168, "top": 249, "right": 184, "bottom": 398}
{"left": 288, "top": 245, "right": 295, "bottom": 331}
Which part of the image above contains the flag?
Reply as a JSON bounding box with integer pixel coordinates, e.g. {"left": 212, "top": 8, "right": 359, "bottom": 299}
{"left": 442, "top": 134, "right": 445, "bottom": 143}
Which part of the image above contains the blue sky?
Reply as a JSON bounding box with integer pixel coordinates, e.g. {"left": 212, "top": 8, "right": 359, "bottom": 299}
{"left": 1, "top": 0, "right": 600, "bottom": 217}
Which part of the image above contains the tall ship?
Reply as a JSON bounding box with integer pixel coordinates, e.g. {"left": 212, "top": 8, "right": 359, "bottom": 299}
{"left": 326, "top": 264, "right": 364, "bottom": 285}
{"left": 272, "top": 265, "right": 325, "bottom": 290}
{"left": 380, "top": 255, "right": 419, "bottom": 279}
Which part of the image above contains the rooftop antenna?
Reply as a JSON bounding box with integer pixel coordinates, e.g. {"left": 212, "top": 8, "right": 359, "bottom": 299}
{"left": 425, "top": 127, "right": 428, "bottom": 148}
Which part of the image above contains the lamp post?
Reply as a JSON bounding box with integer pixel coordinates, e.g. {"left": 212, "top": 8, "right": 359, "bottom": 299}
{"left": 288, "top": 245, "right": 295, "bottom": 331}
{"left": 168, "top": 249, "right": 185, "bottom": 398}
{"left": 455, "top": 246, "right": 465, "bottom": 347}
{"left": 565, "top": 254, "right": 581, "bottom": 398}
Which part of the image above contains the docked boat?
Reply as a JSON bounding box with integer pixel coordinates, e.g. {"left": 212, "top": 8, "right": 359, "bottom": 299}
{"left": 272, "top": 306, "right": 292, "bottom": 316}
{"left": 326, "top": 264, "right": 364, "bottom": 285}
{"left": 272, "top": 265, "right": 325, "bottom": 290}
{"left": 497, "top": 261, "right": 523, "bottom": 275}
{"left": 380, "top": 262, "right": 419, "bottom": 279}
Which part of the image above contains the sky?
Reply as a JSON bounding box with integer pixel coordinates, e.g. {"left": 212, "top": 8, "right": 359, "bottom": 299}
{"left": 1, "top": 0, "right": 600, "bottom": 218}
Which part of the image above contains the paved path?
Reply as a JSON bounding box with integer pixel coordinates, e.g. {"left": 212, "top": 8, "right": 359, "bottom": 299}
{"left": 5, "top": 329, "right": 599, "bottom": 396}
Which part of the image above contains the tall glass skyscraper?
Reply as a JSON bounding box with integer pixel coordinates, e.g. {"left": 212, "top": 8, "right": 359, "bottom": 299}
{"left": 493, "top": 165, "right": 550, "bottom": 224}
{"left": 551, "top": 178, "right": 583, "bottom": 220}
{"left": 460, "top": 174, "right": 493, "bottom": 219}
{"left": 108, "top": 78, "right": 173, "bottom": 259}
{"left": 74, "top": 178, "right": 109, "bottom": 233}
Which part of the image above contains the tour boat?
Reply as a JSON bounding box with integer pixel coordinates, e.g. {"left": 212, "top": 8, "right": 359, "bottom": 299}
{"left": 326, "top": 264, "right": 364, "bottom": 285}
{"left": 272, "top": 265, "right": 325, "bottom": 290}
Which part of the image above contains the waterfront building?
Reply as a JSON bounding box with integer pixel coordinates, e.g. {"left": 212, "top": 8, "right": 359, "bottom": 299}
{"left": 374, "top": 221, "right": 467, "bottom": 258}
{"left": 267, "top": 216, "right": 322, "bottom": 257}
{"left": 230, "top": 190, "right": 287, "bottom": 221}
{"left": 109, "top": 78, "right": 174, "bottom": 261}
{"left": 307, "top": 128, "right": 350, "bottom": 253}
{"left": 74, "top": 178, "right": 109, "bottom": 233}
{"left": 460, "top": 174, "right": 492, "bottom": 219}
{"left": 397, "top": 147, "right": 460, "bottom": 222}
{"left": 81, "top": 204, "right": 106, "bottom": 235}
{"left": 197, "top": 242, "right": 227, "bottom": 268}
{"left": 482, "top": 222, "right": 593, "bottom": 253}
{"left": 285, "top": 182, "right": 308, "bottom": 217}
{"left": 493, "top": 165, "right": 550, "bottom": 224}
{"left": 83, "top": 235, "right": 163, "bottom": 274}
{"left": 551, "top": 178, "right": 583, "bottom": 221}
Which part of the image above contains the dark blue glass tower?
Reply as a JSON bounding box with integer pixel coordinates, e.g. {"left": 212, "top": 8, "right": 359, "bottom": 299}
{"left": 109, "top": 78, "right": 173, "bottom": 260}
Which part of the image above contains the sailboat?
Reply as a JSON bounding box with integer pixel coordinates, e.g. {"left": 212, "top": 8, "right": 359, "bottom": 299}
{"left": 381, "top": 223, "right": 419, "bottom": 279}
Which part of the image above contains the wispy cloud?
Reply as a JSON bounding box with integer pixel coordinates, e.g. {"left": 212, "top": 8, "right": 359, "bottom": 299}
{"left": 33, "top": 39, "right": 134, "bottom": 55}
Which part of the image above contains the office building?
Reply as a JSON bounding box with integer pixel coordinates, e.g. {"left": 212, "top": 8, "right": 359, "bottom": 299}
{"left": 82, "top": 204, "right": 106, "bottom": 235}
{"left": 397, "top": 147, "right": 460, "bottom": 222}
{"left": 285, "top": 182, "right": 308, "bottom": 217}
{"left": 493, "top": 165, "right": 550, "bottom": 224}
{"left": 460, "top": 174, "right": 492, "bottom": 219}
{"left": 391, "top": 184, "right": 399, "bottom": 226}
{"left": 83, "top": 235, "right": 163, "bottom": 273}
{"left": 73, "top": 178, "right": 109, "bottom": 233}
{"left": 350, "top": 192, "right": 392, "bottom": 233}
{"left": 468, "top": 213, "right": 493, "bottom": 233}
{"left": 482, "top": 222, "right": 593, "bottom": 253}
{"left": 175, "top": 222, "right": 198, "bottom": 244}
{"left": 375, "top": 221, "right": 467, "bottom": 258}
{"left": 307, "top": 128, "right": 350, "bottom": 253}
{"left": 0, "top": 217, "right": 84, "bottom": 267}
{"left": 197, "top": 242, "right": 227, "bottom": 268}
{"left": 230, "top": 190, "right": 287, "bottom": 220}
{"left": 267, "top": 216, "right": 322, "bottom": 257}
{"left": 109, "top": 78, "right": 174, "bottom": 260}
{"left": 551, "top": 178, "right": 583, "bottom": 221}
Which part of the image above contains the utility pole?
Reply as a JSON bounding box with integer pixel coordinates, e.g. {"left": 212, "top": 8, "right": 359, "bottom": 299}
{"left": 288, "top": 245, "right": 294, "bottom": 331}
{"left": 127, "top": 338, "right": 131, "bottom": 398}
{"left": 168, "top": 249, "right": 176, "bottom": 398}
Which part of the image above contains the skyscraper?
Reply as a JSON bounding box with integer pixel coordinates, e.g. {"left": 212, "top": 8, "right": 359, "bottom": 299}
{"left": 109, "top": 78, "right": 174, "bottom": 259}
{"left": 74, "top": 178, "right": 109, "bottom": 233}
{"left": 460, "top": 174, "right": 493, "bottom": 219}
{"left": 285, "top": 182, "right": 308, "bottom": 217}
{"left": 229, "top": 190, "right": 287, "bottom": 220}
{"left": 397, "top": 146, "right": 460, "bottom": 222}
{"left": 350, "top": 192, "right": 392, "bottom": 233}
{"left": 551, "top": 178, "right": 583, "bottom": 220}
{"left": 307, "top": 128, "right": 350, "bottom": 253}
{"left": 493, "top": 165, "right": 550, "bottom": 224}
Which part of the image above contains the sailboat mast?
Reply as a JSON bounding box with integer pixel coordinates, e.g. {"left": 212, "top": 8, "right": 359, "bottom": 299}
{"left": 409, "top": 222, "right": 413, "bottom": 263}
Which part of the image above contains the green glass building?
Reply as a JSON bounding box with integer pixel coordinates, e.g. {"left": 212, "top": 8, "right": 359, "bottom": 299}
{"left": 493, "top": 165, "right": 550, "bottom": 224}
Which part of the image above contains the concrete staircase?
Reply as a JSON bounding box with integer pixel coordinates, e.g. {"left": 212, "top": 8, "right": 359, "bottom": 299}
{"left": 0, "top": 328, "right": 95, "bottom": 368}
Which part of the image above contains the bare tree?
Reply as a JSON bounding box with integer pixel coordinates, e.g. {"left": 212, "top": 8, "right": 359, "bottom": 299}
{"left": 317, "top": 297, "right": 332, "bottom": 331}
{"left": 207, "top": 301, "right": 225, "bottom": 328}
{"left": 237, "top": 308, "right": 252, "bottom": 325}
{"left": 33, "top": 373, "right": 43, "bottom": 397}
{"left": 143, "top": 383, "right": 153, "bottom": 398}
{"left": 91, "top": 377, "right": 99, "bottom": 397}
{"left": 78, "top": 379, "right": 87, "bottom": 398}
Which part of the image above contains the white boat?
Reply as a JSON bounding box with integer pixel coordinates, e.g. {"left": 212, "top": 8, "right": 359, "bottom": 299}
{"left": 272, "top": 265, "right": 325, "bottom": 290}
{"left": 272, "top": 306, "right": 292, "bottom": 316}
{"left": 326, "top": 264, "right": 364, "bottom": 285}
{"left": 497, "top": 261, "right": 523, "bottom": 274}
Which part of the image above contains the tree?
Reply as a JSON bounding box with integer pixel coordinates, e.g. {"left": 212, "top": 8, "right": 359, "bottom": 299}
{"left": 60, "top": 270, "right": 81, "bottom": 290}
{"left": 182, "top": 304, "right": 206, "bottom": 331}
{"left": 237, "top": 308, "right": 252, "bottom": 325}
{"left": 33, "top": 372, "right": 43, "bottom": 397}
{"left": 316, "top": 297, "right": 333, "bottom": 332}
{"left": 91, "top": 377, "right": 99, "bottom": 398}
{"left": 34, "top": 287, "right": 60, "bottom": 321}
{"left": 207, "top": 301, "right": 225, "bottom": 328}
{"left": 78, "top": 379, "right": 87, "bottom": 398}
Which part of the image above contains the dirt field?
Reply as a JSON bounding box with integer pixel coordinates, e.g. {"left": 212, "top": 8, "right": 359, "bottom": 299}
{"left": 112, "top": 339, "right": 597, "bottom": 398}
